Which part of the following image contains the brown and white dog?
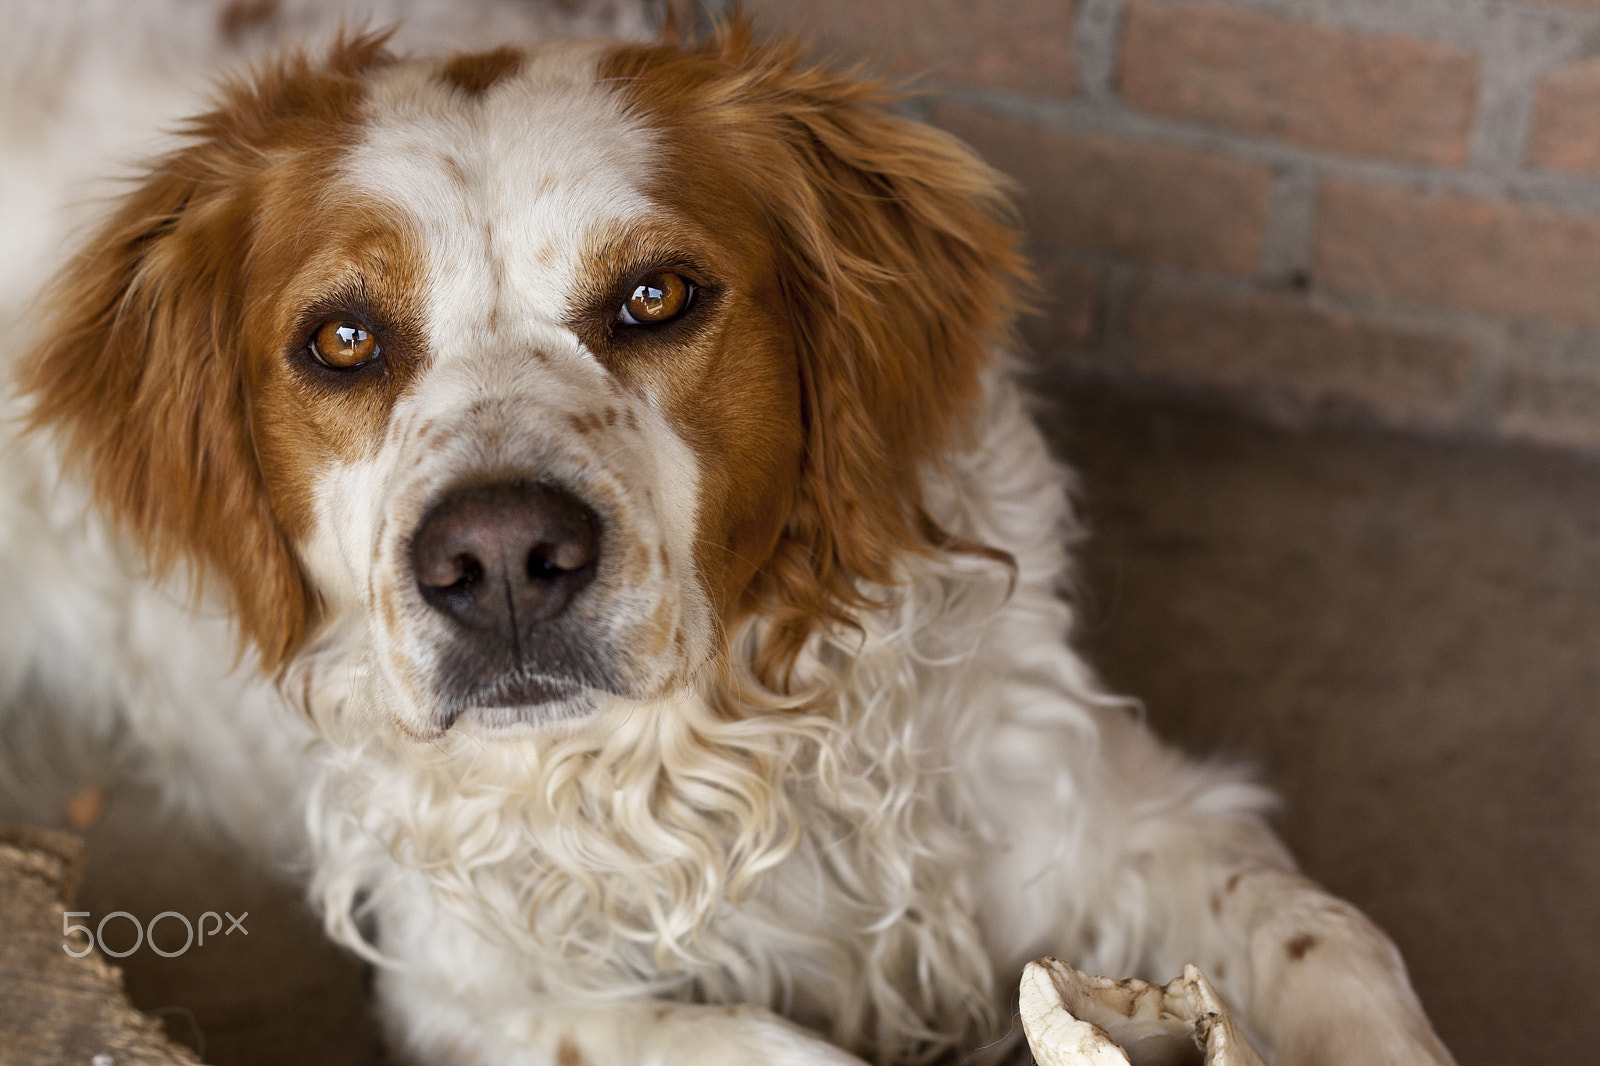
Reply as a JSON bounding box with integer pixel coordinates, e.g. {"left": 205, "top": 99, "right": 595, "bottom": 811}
{"left": 0, "top": 3, "right": 1457, "bottom": 1064}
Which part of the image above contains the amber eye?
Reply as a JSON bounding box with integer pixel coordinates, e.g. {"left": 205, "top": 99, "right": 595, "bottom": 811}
{"left": 310, "top": 320, "right": 380, "bottom": 369}
{"left": 618, "top": 272, "right": 692, "bottom": 326}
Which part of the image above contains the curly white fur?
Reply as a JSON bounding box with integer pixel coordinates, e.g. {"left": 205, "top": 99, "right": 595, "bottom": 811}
{"left": 299, "top": 373, "right": 1082, "bottom": 1058}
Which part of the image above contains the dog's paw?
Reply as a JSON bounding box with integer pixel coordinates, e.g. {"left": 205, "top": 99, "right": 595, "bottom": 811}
{"left": 643, "top": 1005, "right": 869, "bottom": 1066}
{"left": 1274, "top": 1026, "right": 1457, "bottom": 1066}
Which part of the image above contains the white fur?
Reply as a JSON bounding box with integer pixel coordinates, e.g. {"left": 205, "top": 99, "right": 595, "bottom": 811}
{"left": 0, "top": 6, "right": 1457, "bottom": 1066}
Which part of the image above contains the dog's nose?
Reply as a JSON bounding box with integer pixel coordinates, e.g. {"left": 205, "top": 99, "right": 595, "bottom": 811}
{"left": 410, "top": 481, "right": 600, "bottom": 635}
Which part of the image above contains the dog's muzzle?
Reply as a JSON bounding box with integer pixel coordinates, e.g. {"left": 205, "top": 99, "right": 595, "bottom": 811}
{"left": 408, "top": 478, "right": 620, "bottom": 722}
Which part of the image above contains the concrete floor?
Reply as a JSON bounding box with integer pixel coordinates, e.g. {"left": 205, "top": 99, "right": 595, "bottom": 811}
{"left": 1043, "top": 381, "right": 1600, "bottom": 1066}
{"left": 69, "top": 797, "right": 380, "bottom": 1066}
{"left": 20, "top": 381, "right": 1598, "bottom": 1065}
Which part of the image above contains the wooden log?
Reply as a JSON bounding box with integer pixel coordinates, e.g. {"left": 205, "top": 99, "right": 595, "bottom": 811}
{"left": 0, "top": 825, "right": 204, "bottom": 1066}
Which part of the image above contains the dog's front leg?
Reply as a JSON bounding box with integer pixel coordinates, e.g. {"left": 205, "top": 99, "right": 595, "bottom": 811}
{"left": 1089, "top": 709, "right": 1457, "bottom": 1066}
{"left": 375, "top": 967, "right": 868, "bottom": 1066}
{"left": 1199, "top": 864, "right": 1455, "bottom": 1066}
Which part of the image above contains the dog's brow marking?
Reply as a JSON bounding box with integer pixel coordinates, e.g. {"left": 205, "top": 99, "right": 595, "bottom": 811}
{"left": 1286, "top": 934, "right": 1318, "bottom": 961}
{"left": 438, "top": 46, "right": 526, "bottom": 98}
{"left": 220, "top": 0, "right": 279, "bottom": 42}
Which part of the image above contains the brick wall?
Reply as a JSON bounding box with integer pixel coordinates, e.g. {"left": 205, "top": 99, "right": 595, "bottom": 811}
{"left": 730, "top": 0, "right": 1600, "bottom": 451}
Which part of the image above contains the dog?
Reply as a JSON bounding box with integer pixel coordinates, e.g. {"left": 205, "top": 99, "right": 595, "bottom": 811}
{"left": 0, "top": 4, "right": 1458, "bottom": 1064}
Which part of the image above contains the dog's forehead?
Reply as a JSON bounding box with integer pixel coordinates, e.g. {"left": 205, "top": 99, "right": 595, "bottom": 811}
{"left": 347, "top": 43, "right": 654, "bottom": 335}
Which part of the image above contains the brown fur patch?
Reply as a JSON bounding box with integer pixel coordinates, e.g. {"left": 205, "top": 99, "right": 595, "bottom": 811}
{"left": 220, "top": 0, "right": 279, "bottom": 43}
{"left": 568, "top": 212, "right": 803, "bottom": 630}
{"left": 248, "top": 212, "right": 430, "bottom": 535}
{"left": 555, "top": 1037, "right": 587, "bottom": 1066}
{"left": 600, "top": 21, "right": 1028, "bottom": 689}
{"left": 442, "top": 154, "right": 469, "bottom": 190}
{"left": 438, "top": 47, "right": 525, "bottom": 97}
{"left": 1286, "top": 933, "right": 1318, "bottom": 960}
{"left": 19, "top": 32, "right": 413, "bottom": 670}
{"left": 568, "top": 411, "right": 606, "bottom": 436}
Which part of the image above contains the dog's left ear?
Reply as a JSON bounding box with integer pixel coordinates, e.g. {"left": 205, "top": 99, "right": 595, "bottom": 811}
{"left": 608, "top": 25, "right": 1030, "bottom": 686}
{"left": 18, "top": 34, "right": 393, "bottom": 669}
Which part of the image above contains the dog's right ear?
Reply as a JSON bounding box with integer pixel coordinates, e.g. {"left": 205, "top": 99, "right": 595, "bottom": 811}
{"left": 605, "top": 22, "right": 1029, "bottom": 689}
{"left": 18, "top": 33, "right": 393, "bottom": 670}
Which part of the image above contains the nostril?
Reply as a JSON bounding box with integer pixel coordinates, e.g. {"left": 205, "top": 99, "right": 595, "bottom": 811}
{"left": 415, "top": 544, "right": 485, "bottom": 593}
{"left": 528, "top": 546, "right": 561, "bottom": 580}
{"left": 447, "top": 553, "right": 485, "bottom": 591}
{"left": 531, "top": 532, "right": 595, "bottom": 577}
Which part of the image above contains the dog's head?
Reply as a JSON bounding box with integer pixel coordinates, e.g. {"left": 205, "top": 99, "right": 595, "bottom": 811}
{"left": 22, "top": 23, "right": 1024, "bottom": 737}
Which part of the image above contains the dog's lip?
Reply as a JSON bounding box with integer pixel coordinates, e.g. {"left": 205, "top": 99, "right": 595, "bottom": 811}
{"left": 435, "top": 679, "right": 601, "bottom": 736}
{"left": 467, "top": 671, "right": 585, "bottom": 710}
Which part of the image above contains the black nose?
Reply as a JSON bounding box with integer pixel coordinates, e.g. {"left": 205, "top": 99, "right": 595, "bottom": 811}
{"left": 410, "top": 481, "right": 600, "bottom": 637}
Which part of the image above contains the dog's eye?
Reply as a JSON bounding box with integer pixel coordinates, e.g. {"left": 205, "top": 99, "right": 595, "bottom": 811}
{"left": 618, "top": 272, "right": 692, "bottom": 326}
{"left": 310, "top": 320, "right": 381, "bottom": 369}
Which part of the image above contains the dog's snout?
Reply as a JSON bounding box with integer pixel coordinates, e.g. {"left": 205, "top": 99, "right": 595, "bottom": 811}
{"left": 410, "top": 481, "right": 600, "bottom": 635}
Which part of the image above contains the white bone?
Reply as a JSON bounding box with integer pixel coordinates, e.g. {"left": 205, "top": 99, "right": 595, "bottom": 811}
{"left": 1019, "top": 958, "right": 1267, "bottom": 1066}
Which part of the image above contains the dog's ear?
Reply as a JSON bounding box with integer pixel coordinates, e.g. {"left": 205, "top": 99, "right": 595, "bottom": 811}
{"left": 610, "top": 24, "right": 1029, "bottom": 688}
{"left": 18, "top": 34, "right": 393, "bottom": 670}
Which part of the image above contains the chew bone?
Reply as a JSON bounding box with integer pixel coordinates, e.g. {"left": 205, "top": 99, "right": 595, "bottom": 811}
{"left": 1019, "top": 958, "right": 1266, "bottom": 1066}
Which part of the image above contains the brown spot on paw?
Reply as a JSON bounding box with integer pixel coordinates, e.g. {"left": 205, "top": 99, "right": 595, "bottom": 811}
{"left": 556, "top": 1036, "right": 587, "bottom": 1066}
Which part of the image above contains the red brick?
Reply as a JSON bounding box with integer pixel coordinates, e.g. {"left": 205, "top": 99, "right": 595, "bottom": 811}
{"left": 1497, "top": 361, "right": 1600, "bottom": 450}
{"left": 1119, "top": 1, "right": 1476, "bottom": 166}
{"left": 1529, "top": 60, "right": 1600, "bottom": 175}
{"left": 935, "top": 103, "right": 1272, "bottom": 275}
{"left": 1314, "top": 180, "right": 1600, "bottom": 329}
{"left": 1125, "top": 283, "right": 1475, "bottom": 428}
{"left": 742, "top": 0, "right": 1075, "bottom": 96}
